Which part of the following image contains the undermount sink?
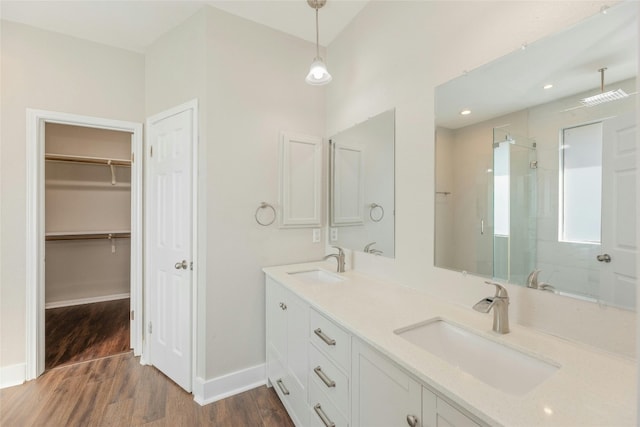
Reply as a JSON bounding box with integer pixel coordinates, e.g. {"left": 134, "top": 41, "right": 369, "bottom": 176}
{"left": 394, "top": 318, "right": 559, "bottom": 396}
{"left": 288, "top": 269, "right": 345, "bottom": 284}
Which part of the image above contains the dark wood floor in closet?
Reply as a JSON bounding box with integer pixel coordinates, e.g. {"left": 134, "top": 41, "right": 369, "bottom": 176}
{"left": 0, "top": 352, "right": 294, "bottom": 426}
{"left": 46, "top": 298, "right": 130, "bottom": 370}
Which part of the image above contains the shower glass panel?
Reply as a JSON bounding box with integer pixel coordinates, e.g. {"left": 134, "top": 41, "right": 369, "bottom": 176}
{"left": 492, "top": 127, "right": 537, "bottom": 283}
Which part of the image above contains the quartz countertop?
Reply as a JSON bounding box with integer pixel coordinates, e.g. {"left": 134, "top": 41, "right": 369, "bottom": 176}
{"left": 263, "top": 262, "right": 636, "bottom": 426}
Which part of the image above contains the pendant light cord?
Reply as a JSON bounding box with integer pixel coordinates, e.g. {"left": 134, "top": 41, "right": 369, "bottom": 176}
{"left": 315, "top": 6, "right": 320, "bottom": 58}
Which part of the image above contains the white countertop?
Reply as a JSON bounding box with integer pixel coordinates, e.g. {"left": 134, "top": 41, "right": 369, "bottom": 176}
{"left": 263, "top": 262, "right": 637, "bottom": 427}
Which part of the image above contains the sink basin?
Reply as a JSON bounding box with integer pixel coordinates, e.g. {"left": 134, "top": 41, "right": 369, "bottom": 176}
{"left": 288, "top": 269, "right": 345, "bottom": 284}
{"left": 394, "top": 318, "right": 559, "bottom": 395}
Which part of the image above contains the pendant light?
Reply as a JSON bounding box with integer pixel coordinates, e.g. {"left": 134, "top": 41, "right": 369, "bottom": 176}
{"left": 305, "top": 0, "right": 332, "bottom": 85}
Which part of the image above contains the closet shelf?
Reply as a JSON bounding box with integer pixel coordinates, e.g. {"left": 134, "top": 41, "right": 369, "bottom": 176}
{"left": 45, "top": 153, "right": 131, "bottom": 167}
{"left": 45, "top": 231, "right": 131, "bottom": 241}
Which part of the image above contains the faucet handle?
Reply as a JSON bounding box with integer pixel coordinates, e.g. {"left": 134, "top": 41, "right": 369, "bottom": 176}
{"left": 484, "top": 281, "right": 509, "bottom": 298}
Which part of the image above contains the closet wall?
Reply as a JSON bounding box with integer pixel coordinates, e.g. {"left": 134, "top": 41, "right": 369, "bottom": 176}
{"left": 45, "top": 123, "right": 132, "bottom": 306}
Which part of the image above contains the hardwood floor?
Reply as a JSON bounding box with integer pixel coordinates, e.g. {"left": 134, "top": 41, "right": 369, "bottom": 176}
{"left": 46, "top": 299, "right": 130, "bottom": 369}
{"left": 0, "top": 352, "right": 294, "bottom": 427}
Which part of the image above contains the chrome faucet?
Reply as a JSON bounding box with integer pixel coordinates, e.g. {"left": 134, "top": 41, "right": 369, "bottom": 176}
{"left": 364, "top": 242, "right": 383, "bottom": 255}
{"left": 526, "top": 269, "right": 541, "bottom": 289}
{"left": 324, "top": 246, "right": 346, "bottom": 273}
{"left": 473, "top": 281, "right": 510, "bottom": 334}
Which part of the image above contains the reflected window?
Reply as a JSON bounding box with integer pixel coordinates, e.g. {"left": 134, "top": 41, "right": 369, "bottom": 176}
{"left": 493, "top": 142, "right": 510, "bottom": 236}
{"left": 559, "top": 122, "right": 602, "bottom": 243}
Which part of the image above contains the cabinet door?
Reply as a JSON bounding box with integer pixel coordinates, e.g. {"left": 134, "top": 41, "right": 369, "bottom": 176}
{"left": 423, "top": 387, "right": 481, "bottom": 427}
{"left": 266, "top": 278, "right": 287, "bottom": 384}
{"left": 352, "top": 339, "right": 422, "bottom": 427}
{"left": 286, "top": 288, "right": 309, "bottom": 392}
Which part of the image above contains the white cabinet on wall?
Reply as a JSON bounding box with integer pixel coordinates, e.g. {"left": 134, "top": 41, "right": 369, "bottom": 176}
{"left": 265, "top": 277, "right": 309, "bottom": 425}
{"left": 278, "top": 132, "right": 323, "bottom": 228}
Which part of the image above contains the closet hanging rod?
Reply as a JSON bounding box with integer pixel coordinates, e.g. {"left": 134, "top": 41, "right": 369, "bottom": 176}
{"left": 45, "top": 232, "right": 131, "bottom": 241}
{"left": 45, "top": 153, "right": 131, "bottom": 167}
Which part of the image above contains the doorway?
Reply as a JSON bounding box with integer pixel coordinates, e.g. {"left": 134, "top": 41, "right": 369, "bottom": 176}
{"left": 43, "top": 123, "right": 134, "bottom": 369}
{"left": 26, "top": 110, "right": 143, "bottom": 379}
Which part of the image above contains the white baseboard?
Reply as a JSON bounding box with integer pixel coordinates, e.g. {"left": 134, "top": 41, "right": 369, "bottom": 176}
{"left": 45, "top": 293, "right": 130, "bottom": 309}
{"left": 0, "top": 363, "right": 26, "bottom": 389}
{"left": 193, "top": 363, "right": 266, "bottom": 406}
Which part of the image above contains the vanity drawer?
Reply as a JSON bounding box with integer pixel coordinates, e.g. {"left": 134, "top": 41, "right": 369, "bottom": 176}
{"left": 310, "top": 308, "right": 351, "bottom": 371}
{"left": 309, "top": 343, "right": 350, "bottom": 416}
{"left": 309, "top": 379, "right": 349, "bottom": 427}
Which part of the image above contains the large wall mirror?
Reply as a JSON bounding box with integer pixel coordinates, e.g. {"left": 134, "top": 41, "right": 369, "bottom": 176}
{"left": 435, "top": 2, "right": 637, "bottom": 309}
{"left": 329, "top": 109, "right": 395, "bottom": 257}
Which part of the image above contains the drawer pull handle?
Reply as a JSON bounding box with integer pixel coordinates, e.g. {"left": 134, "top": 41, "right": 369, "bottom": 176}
{"left": 406, "top": 414, "right": 419, "bottom": 427}
{"left": 279, "top": 302, "right": 287, "bottom": 310}
{"left": 314, "top": 328, "right": 336, "bottom": 346}
{"left": 314, "top": 403, "right": 336, "bottom": 427}
{"left": 314, "top": 366, "right": 336, "bottom": 388}
{"left": 276, "top": 379, "right": 290, "bottom": 395}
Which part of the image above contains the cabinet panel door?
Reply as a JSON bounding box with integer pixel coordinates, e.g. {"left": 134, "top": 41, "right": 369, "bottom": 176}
{"left": 266, "top": 278, "right": 287, "bottom": 383}
{"left": 352, "top": 339, "right": 421, "bottom": 427}
{"left": 287, "top": 289, "right": 309, "bottom": 391}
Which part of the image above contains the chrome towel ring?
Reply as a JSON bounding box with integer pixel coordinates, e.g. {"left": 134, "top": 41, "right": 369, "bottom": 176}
{"left": 255, "top": 202, "right": 276, "bottom": 226}
{"left": 369, "top": 203, "right": 384, "bottom": 222}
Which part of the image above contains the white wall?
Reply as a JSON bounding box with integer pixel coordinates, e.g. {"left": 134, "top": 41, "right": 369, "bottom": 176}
{"left": 328, "top": 0, "right": 636, "bottom": 357}
{"left": 0, "top": 21, "right": 144, "bottom": 369}
{"left": 146, "top": 6, "right": 327, "bottom": 382}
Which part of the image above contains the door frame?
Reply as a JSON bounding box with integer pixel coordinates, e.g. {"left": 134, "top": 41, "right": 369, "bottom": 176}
{"left": 143, "top": 99, "right": 199, "bottom": 391}
{"left": 25, "top": 109, "right": 143, "bottom": 380}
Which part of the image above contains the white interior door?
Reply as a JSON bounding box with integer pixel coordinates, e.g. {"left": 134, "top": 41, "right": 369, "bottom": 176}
{"left": 146, "top": 102, "right": 196, "bottom": 392}
{"left": 600, "top": 112, "right": 636, "bottom": 309}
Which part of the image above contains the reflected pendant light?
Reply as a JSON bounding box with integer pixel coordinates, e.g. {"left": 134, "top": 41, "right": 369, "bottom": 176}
{"left": 305, "top": 0, "right": 332, "bottom": 85}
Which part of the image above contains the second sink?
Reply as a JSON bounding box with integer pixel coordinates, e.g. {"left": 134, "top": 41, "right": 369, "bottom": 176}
{"left": 288, "top": 268, "right": 345, "bottom": 284}
{"left": 394, "top": 318, "right": 559, "bottom": 396}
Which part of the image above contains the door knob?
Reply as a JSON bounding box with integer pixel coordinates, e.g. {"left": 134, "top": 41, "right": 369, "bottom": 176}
{"left": 596, "top": 254, "right": 611, "bottom": 263}
{"left": 175, "top": 260, "right": 188, "bottom": 269}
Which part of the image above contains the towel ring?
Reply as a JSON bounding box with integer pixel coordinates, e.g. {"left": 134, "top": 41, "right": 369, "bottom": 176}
{"left": 255, "top": 202, "right": 276, "bottom": 226}
{"left": 369, "top": 203, "right": 384, "bottom": 222}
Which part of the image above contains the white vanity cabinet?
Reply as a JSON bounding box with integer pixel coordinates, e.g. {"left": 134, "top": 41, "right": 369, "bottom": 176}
{"left": 352, "top": 338, "right": 422, "bottom": 427}
{"left": 265, "top": 272, "right": 485, "bottom": 427}
{"left": 423, "top": 388, "right": 481, "bottom": 427}
{"left": 266, "top": 277, "right": 309, "bottom": 426}
{"left": 308, "top": 308, "right": 352, "bottom": 427}
{"left": 352, "top": 338, "right": 483, "bottom": 427}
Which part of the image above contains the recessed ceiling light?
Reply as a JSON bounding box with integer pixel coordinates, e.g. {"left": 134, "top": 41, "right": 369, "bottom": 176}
{"left": 543, "top": 84, "right": 553, "bottom": 90}
{"left": 600, "top": 5, "right": 609, "bottom": 14}
{"left": 460, "top": 109, "right": 471, "bottom": 116}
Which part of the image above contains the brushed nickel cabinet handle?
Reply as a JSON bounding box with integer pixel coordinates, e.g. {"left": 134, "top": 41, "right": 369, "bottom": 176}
{"left": 314, "top": 366, "right": 336, "bottom": 388}
{"left": 276, "top": 379, "right": 290, "bottom": 395}
{"left": 313, "top": 403, "right": 336, "bottom": 427}
{"left": 314, "top": 328, "right": 336, "bottom": 346}
{"left": 406, "top": 414, "right": 419, "bottom": 427}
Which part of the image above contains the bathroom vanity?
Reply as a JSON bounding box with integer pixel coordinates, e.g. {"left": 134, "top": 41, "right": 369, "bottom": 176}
{"left": 264, "top": 262, "right": 635, "bottom": 426}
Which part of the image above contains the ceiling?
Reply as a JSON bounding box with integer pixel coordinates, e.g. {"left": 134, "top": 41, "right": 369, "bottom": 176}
{"left": 0, "top": 0, "right": 369, "bottom": 53}
{"left": 436, "top": 1, "right": 637, "bottom": 130}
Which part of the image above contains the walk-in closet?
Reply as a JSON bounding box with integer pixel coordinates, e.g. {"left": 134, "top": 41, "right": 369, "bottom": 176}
{"left": 44, "top": 123, "right": 132, "bottom": 369}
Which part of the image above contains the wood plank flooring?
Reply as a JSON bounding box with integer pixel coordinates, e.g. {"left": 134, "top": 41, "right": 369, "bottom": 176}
{"left": 46, "top": 299, "right": 130, "bottom": 369}
{"left": 0, "top": 352, "right": 294, "bottom": 427}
